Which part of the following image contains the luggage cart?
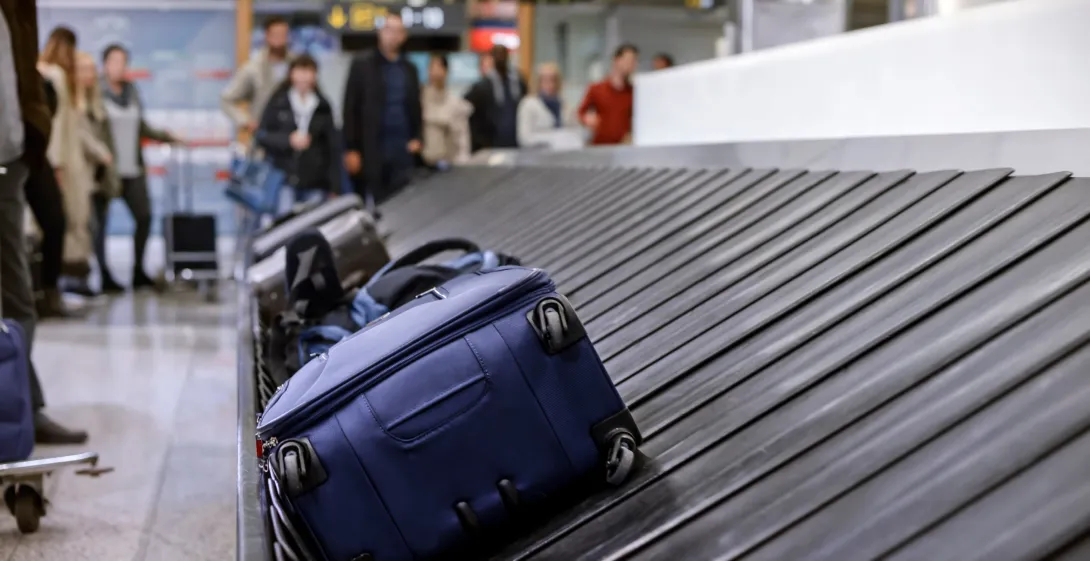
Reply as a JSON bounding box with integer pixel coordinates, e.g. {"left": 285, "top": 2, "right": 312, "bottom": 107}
{"left": 162, "top": 143, "right": 220, "bottom": 302}
{"left": 1, "top": 452, "right": 112, "bottom": 534}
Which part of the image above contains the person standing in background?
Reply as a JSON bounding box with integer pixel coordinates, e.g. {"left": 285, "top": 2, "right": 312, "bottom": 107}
{"left": 420, "top": 54, "right": 471, "bottom": 169}
{"left": 39, "top": 28, "right": 97, "bottom": 288}
{"left": 342, "top": 14, "right": 422, "bottom": 206}
{"left": 578, "top": 44, "right": 639, "bottom": 146}
{"left": 465, "top": 44, "right": 527, "bottom": 152}
{"left": 99, "top": 44, "right": 177, "bottom": 291}
{"left": 517, "top": 62, "right": 574, "bottom": 148}
{"left": 74, "top": 51, "right": 118, "bottom": 297}
{"left": 23, "top": 66, "right": 72, "bottom": 317}
{"left": 478, "top": 51, "right": 494, "bottom": 78}
{"left": 221, "top": 15, "right": 293, "bottom": 133}
{"left": 0, "top": 0, "right": 89, "bottom": 444}
{"left": 652, "top": 53, "right": 674, "bottom": 71}
{"left": 257, "top": 55, "right": 341, "bottom": 203}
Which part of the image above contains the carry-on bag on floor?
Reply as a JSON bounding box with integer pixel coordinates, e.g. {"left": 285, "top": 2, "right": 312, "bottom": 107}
{"left": 248, "top": 209, "right": 388, "bottom": 321}
{"left": 0, "top": 320, "right": 33, "bottom": 463}
{"left": 265, "top": 238, "right": 522, "bottom": 385}
{"left": 251, "top": 194, "right": 364, "bottom": 262}
{"left": 257, "top": 267, "right": 642, "bottom": 561}
{"left": 163, "top": 145, "right": 218, "bottom": 287}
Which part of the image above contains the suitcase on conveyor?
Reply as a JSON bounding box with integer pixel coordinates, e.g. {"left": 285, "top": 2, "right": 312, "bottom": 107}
{"left": 252, "top": 194, "right": 364, "bottom": 262}
{"left": 258, "top": 267, "right": 642, "bottom": 561}
{"left": 248, "top": 209, "right": 388, "bottom": 322}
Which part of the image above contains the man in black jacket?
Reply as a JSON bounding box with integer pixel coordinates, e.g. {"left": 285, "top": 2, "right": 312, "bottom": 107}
{"left": 465, "top": 44, "right": 527, "bottom": 152}
{"left": 342, "top": 14, "right": 422, "bottom": 207}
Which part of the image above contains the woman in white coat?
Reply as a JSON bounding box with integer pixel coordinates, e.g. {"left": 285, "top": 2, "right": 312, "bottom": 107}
{"left": 38, "top": 28, "right": 109, "bottom": 282}
{"left": 516, "top": 63, "right": 576, "bottom": 149}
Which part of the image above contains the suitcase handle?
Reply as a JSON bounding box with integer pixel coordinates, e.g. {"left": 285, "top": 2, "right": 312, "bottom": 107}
{"left": 370, "top": 238, "right": 481, "bottom": 285}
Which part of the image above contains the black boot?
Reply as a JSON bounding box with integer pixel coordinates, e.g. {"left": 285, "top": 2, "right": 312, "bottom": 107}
{"left": 34, "top": 412, "right": 89, "bottom": 445}
{"left": 132, "top": 268, "right": 161, "bottom": 291}
{"left": 100, "top": 271, "right": 125, "bottom": 294}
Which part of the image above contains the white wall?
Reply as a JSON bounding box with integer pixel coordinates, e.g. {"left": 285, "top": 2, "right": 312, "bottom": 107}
{"left": 634, "top": 0, "right": 1090, "bottom": 146}
{"left": 532, "top": 5, "right": 727, "bottom": 109}
{"left": 753, "top": 0, "right": 845, "bottom": 51}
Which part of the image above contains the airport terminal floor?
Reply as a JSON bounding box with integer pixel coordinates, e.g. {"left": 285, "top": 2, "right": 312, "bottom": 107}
{"left": 0, "top": 273, "right": 237, "bottom": 559}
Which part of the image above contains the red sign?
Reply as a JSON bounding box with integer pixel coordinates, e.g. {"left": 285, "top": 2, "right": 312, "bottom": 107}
{"left": 468, "top": 28, "right": 519, "bottom": 52}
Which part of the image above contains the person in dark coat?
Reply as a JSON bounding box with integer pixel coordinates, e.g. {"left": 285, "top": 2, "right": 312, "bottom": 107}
{"left": 465, "top": 44, "right": 528, "bottom": 152}
{"left": 24, "top": 74, "right": 74, "bottom": 317}
{"left": 0, "top": 0, "right": 89, "bottom": 444}
{"left": 256, "top": 55, "right": 341, "bottom": 203}
{"left": 342, "top": 13, "right": 422, "bottom": 207}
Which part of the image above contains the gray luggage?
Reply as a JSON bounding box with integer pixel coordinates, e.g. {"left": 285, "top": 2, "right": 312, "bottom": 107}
{"left": 248, "top": 209, "right": 388, "bottom": 321}
{"left": 251, "top": 194, "right": 364, "bottom": 262}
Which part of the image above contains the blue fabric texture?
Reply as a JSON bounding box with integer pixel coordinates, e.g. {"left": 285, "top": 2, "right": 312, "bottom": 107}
{"left": 223, "top": 156, "right": 285, "bottom": 216}
{"left": 0, "top": 320, "right": 32, "bottom": 463}
{"left": 380, "top": 55, "right": 411, "bottom": 159}
{"left": 258, "top": 268, "right": 628, "bottom": 561}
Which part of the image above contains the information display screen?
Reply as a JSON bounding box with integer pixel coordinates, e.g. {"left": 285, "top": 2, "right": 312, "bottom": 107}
{"left": 325, "top": 1, "right": 467, "bottom": 36}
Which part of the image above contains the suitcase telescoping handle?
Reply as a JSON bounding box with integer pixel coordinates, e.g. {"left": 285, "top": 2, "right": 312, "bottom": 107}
{"left": 167, "top": 143, "right": 194, "bottom": 214}
{"left": 368, "top": 238, "right": 481, "bottom": 286}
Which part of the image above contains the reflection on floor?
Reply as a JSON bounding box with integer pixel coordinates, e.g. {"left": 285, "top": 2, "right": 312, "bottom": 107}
{"left": 0, "top": 288, "right": 237, "bottom": 561}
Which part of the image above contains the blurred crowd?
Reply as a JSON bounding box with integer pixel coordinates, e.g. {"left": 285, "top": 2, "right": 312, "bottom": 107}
{"left": 0, "top": 3, "right": 674, "bottom": 447}
{"left": 226, "top": 14, "right": 673, "bottom": 207}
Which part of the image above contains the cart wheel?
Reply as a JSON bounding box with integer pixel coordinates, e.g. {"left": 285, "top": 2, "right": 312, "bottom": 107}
{"left": 14, "top": 487, "right": 42, "bottom": 534}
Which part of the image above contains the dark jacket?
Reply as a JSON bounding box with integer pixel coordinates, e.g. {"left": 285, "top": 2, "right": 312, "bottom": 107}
{"left": 0, "top": 0, "right": 51, "bottom": 168}
{"left": 464, "top": 71, "right": 528, "bottom": 152}
{"left": 257, "top": 85, "right": 340, "bottom": 193}
{"left": 342, "top": 50, "right": 422, "bottom": 189}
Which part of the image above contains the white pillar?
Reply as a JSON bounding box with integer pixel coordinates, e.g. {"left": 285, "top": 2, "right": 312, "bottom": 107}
{"left": 734, "top": 0, "right": 755, "bottom": 53}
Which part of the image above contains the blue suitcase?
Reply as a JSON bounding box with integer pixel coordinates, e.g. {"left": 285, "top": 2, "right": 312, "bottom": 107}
{"left": 258, "top": 267, "right": 641, "bottom": 561}
{"left": 0, "top": 320, "right": 33, "bottom": 463}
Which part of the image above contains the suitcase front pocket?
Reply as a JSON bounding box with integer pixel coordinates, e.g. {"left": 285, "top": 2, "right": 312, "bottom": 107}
{"left": 347, "top": 324, "right": 577, "bottom": 559}
{"left": 364, "top": 337, "right": 491, "bottom": 441}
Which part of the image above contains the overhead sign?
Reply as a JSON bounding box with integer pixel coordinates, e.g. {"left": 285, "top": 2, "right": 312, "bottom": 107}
{"left": 325, "top": 1, "right": 467, "bottom": 36}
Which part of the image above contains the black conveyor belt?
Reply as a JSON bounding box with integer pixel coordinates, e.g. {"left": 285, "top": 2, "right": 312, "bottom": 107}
{"left": 369, "top": 165, "right": 1090, "bottom": 561}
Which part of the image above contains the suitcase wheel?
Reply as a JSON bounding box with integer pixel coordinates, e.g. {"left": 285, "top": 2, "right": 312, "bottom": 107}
{"left": 604, "top": 432, "right": 637, "bottom": 486}
{"left": 527, "top": 296, "right": 587, "bottom": 355}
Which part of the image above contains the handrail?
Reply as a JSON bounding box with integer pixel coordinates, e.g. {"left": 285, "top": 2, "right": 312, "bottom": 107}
{"left": 236, "top": 226, "right": 272, "bottom": 561}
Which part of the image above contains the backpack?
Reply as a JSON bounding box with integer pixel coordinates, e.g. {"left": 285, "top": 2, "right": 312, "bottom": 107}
{"left": 265, "top": 238, "right": 520, "bottom": 386}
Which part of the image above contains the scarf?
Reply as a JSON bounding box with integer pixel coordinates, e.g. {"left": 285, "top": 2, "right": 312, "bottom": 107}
{"left": 487, "top": 68, "right": 522, "bottom": 106}
{"left": 289, "top": 88, "right": 320, "bottom": 133}
{"left": 101, "top": 79, "right": 134, "bottom": 107}
{"left": 540, "top": 95, "right": 562, "bottom": 128}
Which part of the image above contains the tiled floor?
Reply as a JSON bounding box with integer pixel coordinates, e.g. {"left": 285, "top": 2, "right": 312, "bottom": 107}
{"left": 0, "top": 284, "right": 238, "bottom": 560}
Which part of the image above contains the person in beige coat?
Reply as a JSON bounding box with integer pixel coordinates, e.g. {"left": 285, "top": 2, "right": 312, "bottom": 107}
{"left": 221, "top": 16, "right": 293, "bottom": 132}
{"left": 76, "top": 51, "right": 124, "bottom": 296}
{"left": 38, "top": 29, "right": 110, "bottom": 280}
{"left": 420, "top": 54, "right": 471, "bottom": 168}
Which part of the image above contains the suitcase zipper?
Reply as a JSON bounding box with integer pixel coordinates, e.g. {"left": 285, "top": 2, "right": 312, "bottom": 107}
{"left": 258, "top": 270, "right": 550, "bottom": 441}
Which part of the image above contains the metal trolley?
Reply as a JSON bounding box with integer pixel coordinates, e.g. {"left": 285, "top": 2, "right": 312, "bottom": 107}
{"left": 162, "top": 143, "right": 219, "bottom": 301}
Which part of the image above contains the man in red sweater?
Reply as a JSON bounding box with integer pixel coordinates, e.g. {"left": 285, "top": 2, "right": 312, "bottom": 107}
{"left": 578, "top": 44, "right": 639, "bottom": 145}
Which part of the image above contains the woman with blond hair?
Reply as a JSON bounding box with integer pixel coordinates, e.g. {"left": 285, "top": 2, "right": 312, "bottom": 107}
{"left": 516, "top": 62, "right": 576, "bottom": 148}
{"left": 75, "top": 51, "right": 122, "bottom": 295}
{"left": 38, "top": 27, "right": 108, "bottom": 290}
